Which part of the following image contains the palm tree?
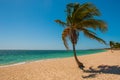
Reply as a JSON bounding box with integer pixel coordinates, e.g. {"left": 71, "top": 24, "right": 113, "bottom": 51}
{"left": 109, "top": 41, "right": 114, "bottom": 53}
{"left": 55, "top": 2, "right": 107, "bottom": 70}
{"left": 115, "top": 42, "right": 120, "bottom": 48}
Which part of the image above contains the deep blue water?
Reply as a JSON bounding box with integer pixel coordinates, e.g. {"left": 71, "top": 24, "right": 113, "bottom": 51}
{"left": 0, "top": 49, "right": 106, "bottom": 65}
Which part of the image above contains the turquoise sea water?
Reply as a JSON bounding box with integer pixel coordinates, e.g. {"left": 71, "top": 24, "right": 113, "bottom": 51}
{"left": 0, "top": 50, "right": 106, "bottom": 65}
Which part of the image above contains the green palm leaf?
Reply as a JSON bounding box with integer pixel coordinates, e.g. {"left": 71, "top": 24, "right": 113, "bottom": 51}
{"left": 55, "top": 20, "right": 67, "bottom": 27}
{"left": 77, "top": 19, "right": 107, "bottom": 32}
{"left": 83, "top": 29, "right": 106, "bottom": 44}
{"left": 62, "top": 28, "right": 71, "bottom": 50}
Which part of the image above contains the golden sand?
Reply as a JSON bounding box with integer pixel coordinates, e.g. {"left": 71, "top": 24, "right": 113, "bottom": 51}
{"left": 0, "top": 50, "right": 120, "bottom": 80}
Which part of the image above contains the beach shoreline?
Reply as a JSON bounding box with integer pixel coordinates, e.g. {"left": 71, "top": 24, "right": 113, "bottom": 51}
{"left": 0, "top": 49, "right": 105, "bottom": 66}
{"left": 0, "top": 50, "right": 120, "bottom": 80}
{"left": 0, "top": 50, "right": 106, "bottom": 68}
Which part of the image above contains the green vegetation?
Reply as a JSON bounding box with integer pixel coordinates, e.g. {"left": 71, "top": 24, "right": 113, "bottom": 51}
{"left": 55, "top": 2, "right": 107, "bottom": 70}
{"left": 110, "top": 41, "right": 120, "bottom": 49}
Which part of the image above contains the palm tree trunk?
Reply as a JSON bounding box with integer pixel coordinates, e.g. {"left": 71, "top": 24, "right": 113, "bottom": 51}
{"left": 72, "top": 43, "right": 85, "bottom": 70}
{"left": 110, "top": 48, "right": 113, "bottom": 53}
{"left": 110, "top": 45, "right": 113, "bottom": 53}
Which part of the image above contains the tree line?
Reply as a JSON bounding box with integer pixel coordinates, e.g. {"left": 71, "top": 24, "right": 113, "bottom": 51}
{"left": 110, "top": 41, "right": 120, "bottom": 49}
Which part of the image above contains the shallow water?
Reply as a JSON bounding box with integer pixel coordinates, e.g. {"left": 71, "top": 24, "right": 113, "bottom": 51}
{"left": 0, "top": 49, "right": 106, "bottom": 65}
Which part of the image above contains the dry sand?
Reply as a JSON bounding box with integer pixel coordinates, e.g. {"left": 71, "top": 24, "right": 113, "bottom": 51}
{"left": 0, "top": 50, "right": 120, "bottom": 80}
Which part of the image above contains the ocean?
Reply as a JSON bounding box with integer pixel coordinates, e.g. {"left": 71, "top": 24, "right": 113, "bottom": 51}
{"left": 0, "top": 49, "right": 106, "bottom": 66}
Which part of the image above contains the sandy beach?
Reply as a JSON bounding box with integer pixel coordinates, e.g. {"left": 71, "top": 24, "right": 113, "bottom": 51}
{"left": 0, "top": 50, "right": 120, "bottom": 80}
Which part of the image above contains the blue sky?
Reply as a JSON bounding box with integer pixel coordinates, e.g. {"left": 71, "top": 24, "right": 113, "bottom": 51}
{"left": 0, "top": 0, "right": 120, "bottom": 50}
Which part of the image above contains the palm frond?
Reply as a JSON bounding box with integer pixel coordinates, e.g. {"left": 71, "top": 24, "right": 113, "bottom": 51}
{"left": 62, "top": 28, "right": 71, "bottom": 50}
{"left": 66, "top": 3, "right": 80, "bottom": 16}
{"left": 78, "top": 19, "right": 107, "bottom": 32}
{"left": 66, "top": 16, "right": 72, "bottom": 26}
{"left": 83, "top": 29, "right": 106, "bottom": 44}
{"left": 55, "top": 20, "right": 67, "bottom": 27}
{"left": 79, "top": 28, "right": 96, "bottom": 35}
{"left": 72, "top": 2, "right": 100, "bottom": 21}
{"left": 66, "top": 3, "right": 74, "bottom": 16}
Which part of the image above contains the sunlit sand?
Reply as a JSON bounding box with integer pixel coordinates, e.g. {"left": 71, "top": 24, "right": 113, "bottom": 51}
{"left": 0, "top": 50, "right": 120, "bottom": 80}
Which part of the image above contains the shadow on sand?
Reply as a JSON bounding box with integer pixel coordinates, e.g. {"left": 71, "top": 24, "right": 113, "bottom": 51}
{"left": 82, "top": 65, "right": 120, "bottom": 78}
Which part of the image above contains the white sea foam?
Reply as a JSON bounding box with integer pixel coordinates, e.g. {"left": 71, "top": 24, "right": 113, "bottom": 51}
{"left": 0, "top": 58, "right": 62, "bottom": 68}
{"left": 0, "top": 62, "right": 26, "bottom": 68}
